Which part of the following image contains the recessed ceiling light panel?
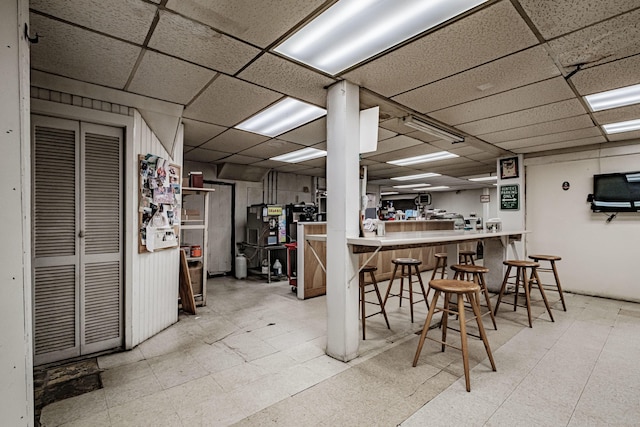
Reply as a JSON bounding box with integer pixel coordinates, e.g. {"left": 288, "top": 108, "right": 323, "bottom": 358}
{"left": 392, "top": 183, "right": 431, "bottom": 189}
{"left": 275, "top": 0, "right": 488, "bottom": 75}
{"left": 270, "top": 147, "right": 327, "bottom": 163}
{"left": 387, "top": 151, "right": 458, "bottom": 166}
{"left": 390, "top": 172, "right": 441, "bottom": 181}
{"left": 468, "top": 176, "right": 497, "bottom": 182}
{"left": 585, "top": 83, "right": 640, "bottom": 112}
{"left": 235, "top": 98, "right": 326, "bottom": 137}
{"left": 602, "top": 119, "right": 640, "bottom": 134}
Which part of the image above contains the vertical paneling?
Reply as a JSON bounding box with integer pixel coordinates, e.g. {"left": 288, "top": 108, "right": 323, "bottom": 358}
{"left": 130, "top": 111, "right": 182, "bottom": 346}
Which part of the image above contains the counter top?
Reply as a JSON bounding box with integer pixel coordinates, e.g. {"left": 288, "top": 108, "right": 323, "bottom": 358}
{"left": 306, "top": 229, "right": 529, "bottom": 248}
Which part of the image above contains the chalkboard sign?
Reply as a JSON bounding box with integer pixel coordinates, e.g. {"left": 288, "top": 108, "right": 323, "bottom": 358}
{"left": 500, "top": 184, "right": 519, "bottom": 210}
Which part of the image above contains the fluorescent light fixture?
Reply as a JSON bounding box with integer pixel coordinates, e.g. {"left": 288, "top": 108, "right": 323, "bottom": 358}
{"left": 380, "top": 191, "right": 399, "bottom": 196}
{"left": 393, "top": 183, "right": 431, "bottom": 189}
{"left": 390, "top": 172, "right": 441, "bottom": 181}
{"left": 401, "top": 115, "right": 464, "bottom": 143}
{"left": 270, "top": 147, "right": 327, "bottom": 163}
{"left": 602, "top": 119, "right": 640, "bottom": 134}
{"left": 387, "top": 151, "right": 458, "bottom": 166}
{"left": 235, "top": 97, "right": 326, "bottom": 137}
{"left": 425, "top": 186, "right": 450, "bottom": 191}
{"left": 274, "top": 0, "right": 488, "bottom": 75}
{"left": 469, "top": 176, "right": 497, "bottom": 182}
{"left": 584, "top": 83, "right": 640, "bottom": 112}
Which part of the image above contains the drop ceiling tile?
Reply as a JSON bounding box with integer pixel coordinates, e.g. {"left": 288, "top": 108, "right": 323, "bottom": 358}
{"left": 184, "top": 74, "right": 281, "bottom": 125}
{"left": 278, "top": 118, "right": 326, "bottom": 145}
{"left": 466, "top": 152, "right": 500, "bottom": 162}
{"left": 366, "top": 162, "right": 397, "bottom": 172}
{"left": 182, "top": 118, "right": 227, "bottom": 146}
{"left": 184, "top": 148, "right": 230, "bottom": 162}
{"left": 217, "top": 154, "right": 263, "bottom": 165}
{"left": 481, "top": 115, "right": 595, "bottom": 144}
{"left": 128, "top": 51, "right": 216, "bottom": 104}
{"left": 380, "top": 118, "right": 415, "bottom": 136}
{"left": 547, "top": 9, "right": 640, "bottom": 70}
{"left": 519, "top": 0, "right": 639, "bottom": 39}
{"left": 343, "top": 1, "right": 538, "bottom": 97}
{"left": 272, "top": 164, "right": 309, "bottom": 173}
{"left": 571, "top": 54, "right": 640, "bottom": 96}
{"left": 607, "top": 130, "right": 640, "bottom": 141}
{"left": 239, "top": 140, "right": 305, "bottom": 158}
{"left": 458, "top": 99, "right": 587, "bottom": 135}
{"left": 30, "top": 0, "right": 157, "bottom": 44}
{"left": 165, "top": 0, "right": 324, "bottom": 48}
{"left": 361, "top": 135, "right": 423, "bottom": 158}
{"left": 200, "top": 128, "right": 269, "bottom": 153}
{"left": 311, "top": 141, "right": 327, "bottom": 150}
{"left": 592, "top": 104, "right": 640, "bottom": 125}
{"left": 513, "top": 136, "right": 607, "bottom": 153}
{"left": 449, "top": 146, "right": 485, "bottom": 157}
{"left": 251, "top": 159, "right": 285, "bottom": 168}
{"left": 431, "top": 77, "right": 575, "bottom": 125}
{"left": 495, "top": 127, "right": 603, "bottom": 150}
{"left": 297, "top": 157, "right": 326, "bottom": 168}
{"left": 239, "top": 54, "right": 336, "bottom": 107}
{"left": 30, "top": 14, "right": 140, "bottom": 89}
{"left": 148, "top": 11, "right": 260, "bottom": 74}
{"left": 378, "top": 128, "right": 397, "bottom": 141}
{"left": 393, "top": 46, "right": 561, "bottom": 113}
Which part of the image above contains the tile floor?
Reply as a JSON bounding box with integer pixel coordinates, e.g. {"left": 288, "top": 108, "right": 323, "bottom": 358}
{"left": 40, "top": 272, "right": 640, "bottom": 426}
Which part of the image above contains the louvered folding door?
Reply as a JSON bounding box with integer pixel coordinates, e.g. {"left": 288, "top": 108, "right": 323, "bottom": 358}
{"left": 33, "top": 116, "right": 123, "bottom": 365}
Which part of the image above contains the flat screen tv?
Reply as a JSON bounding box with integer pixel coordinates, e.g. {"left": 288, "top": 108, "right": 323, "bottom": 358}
{"left": 590, "top": 171, "right": 640, "bottom": 212}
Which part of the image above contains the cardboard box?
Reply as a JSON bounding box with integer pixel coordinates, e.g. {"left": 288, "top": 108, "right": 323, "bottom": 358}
{"left": 189, "top": 172, "right": 203, "bottom": 188}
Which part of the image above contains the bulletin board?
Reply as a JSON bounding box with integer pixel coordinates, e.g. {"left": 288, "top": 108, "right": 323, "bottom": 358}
{"left": 138, "top": 154, "right": 181, "bottom": 253}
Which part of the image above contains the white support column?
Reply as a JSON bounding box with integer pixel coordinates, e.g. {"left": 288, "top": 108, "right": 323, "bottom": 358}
{"left": 1, "top": 0, "right": 34, "bottom": 424}
{"left": 325, "top": 80, "right": 360, "bottom": 362}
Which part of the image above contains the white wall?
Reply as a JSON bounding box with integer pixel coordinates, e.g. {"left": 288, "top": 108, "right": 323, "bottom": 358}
{"left": 1, "top": 0, "right": 33, "bottom": 424}
{"left": 430, "top": 188, "right": 498, "bottom": 219}
{"left": 526, "top": 144, "right": 640, "bottom": 302}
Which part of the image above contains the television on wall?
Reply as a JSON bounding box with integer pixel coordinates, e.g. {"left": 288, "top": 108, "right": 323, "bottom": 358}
{"left": 590, "top": 171, "right": 640, "bottom": 212}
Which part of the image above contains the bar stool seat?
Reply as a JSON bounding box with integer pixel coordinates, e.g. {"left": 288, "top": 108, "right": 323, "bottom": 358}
{"left": 359, "top": 265, "right": 390, "bottom": 340}
{"left": 528, "top": 254, "right": 567, "bottom": 311}
{"left": 413, "top": 279, "right": 496, "bottom": 392}
{"left": 383, "top": 258, "right": 429, "bottom": 323}
{"left": 451, "top": 264, "right": 497, "bottom": 330}
{"left": 494, "top": 260, "right": 555, "bottom": 328}
{"left": 430, "top": 253, "right": 447, "bottom": 280}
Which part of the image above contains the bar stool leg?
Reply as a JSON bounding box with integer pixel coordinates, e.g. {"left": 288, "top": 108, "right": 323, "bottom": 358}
{"left": 441, "top": 292, "right": 449, "bottom": 352}
{"left": 551, "top": 261, "right": 567, "bottom": 311}
{"left": 383, "top": 263, "right": 399, "bottom": 306}
{"left": 513, "top": 266, "right": 521, "bottom": 312}
{"left": 414, "top": 265, "right": 430, "bottom": 310}
{"left": 457, "top": 293, "right": 471, "bottom": 392}
{"left": 531, "top": 268, "right": 555, "bottom": 322}
{"left": 413, "top": 290, "right": 441, "bottom": 367}
{"left": 474, "top": 272, "right": 497, "bottom": 330}
{"left": 522, "top": 266, "right": 533, "bottom": 328}
{"left": 407, "top": 265, "right": 416, "bottom": 322}
{"left": 370, "top": 271, "right": 391, "bottom": 329}
{"left": 360, "top": 271, "right": 367, "bottom": 339}
{"left": 493, "top": 265, "right": 512, "bottom": 314}
{"left": 399, "top": 265, "right": 407, "bottom": 308}
{"left": 469, "top": 291, "right": 496, "bottom": 372}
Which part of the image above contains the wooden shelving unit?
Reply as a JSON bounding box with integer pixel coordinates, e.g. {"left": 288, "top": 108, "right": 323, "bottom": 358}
{"left": 180, "top": 187, "right": 215, "bottom": 306}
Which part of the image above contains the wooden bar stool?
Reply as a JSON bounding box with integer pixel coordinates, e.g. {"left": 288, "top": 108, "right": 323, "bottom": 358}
{"left": 494, "top": 260, "right": 555, "bottom": 328}
{"left": 359, "top": 265, "right": 390, "bottom": 340}
{"left": 430, "top": 252, "right": 447, "bottom": 281}
{"left": 451, "top": 264, "right": 497, "bottom": 330}
{"left": 413, "top": 279, "right": 496, "bottom": 392}
{"left": 459, "top": 250, "right": 476, "bottom": 265}
{"left": 383, "top": 258, "right": 429, "bottom": 323}
{"left": 528, "top": 255, "right": 567, "bottom": 311}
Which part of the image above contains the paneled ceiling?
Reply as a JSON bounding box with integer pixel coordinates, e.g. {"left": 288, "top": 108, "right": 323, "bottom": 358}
{"left": 29, "top": 0, "right": 640, "bottom": 192}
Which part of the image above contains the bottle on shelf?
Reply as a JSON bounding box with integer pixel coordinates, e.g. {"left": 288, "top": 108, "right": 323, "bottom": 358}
{"left": 273, "top": 259, "right": 282, "bottom": 276}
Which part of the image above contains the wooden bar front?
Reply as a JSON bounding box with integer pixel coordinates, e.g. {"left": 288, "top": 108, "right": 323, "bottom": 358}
{"left": 297, "top": 221, "right": 477, "bottom": 299}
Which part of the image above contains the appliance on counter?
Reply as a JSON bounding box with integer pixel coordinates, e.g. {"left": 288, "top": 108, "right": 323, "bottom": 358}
{"left": 485, "top": 218, "right": 502, "bottom": 232}
{"left": 465, "top": 217, "right": 483, "bottom": 230}
{"left": 246, "top": 204, "right": 287, "bottom": 246}
{"left": 285, "top": 203, "right": 317, "bottom": 242}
